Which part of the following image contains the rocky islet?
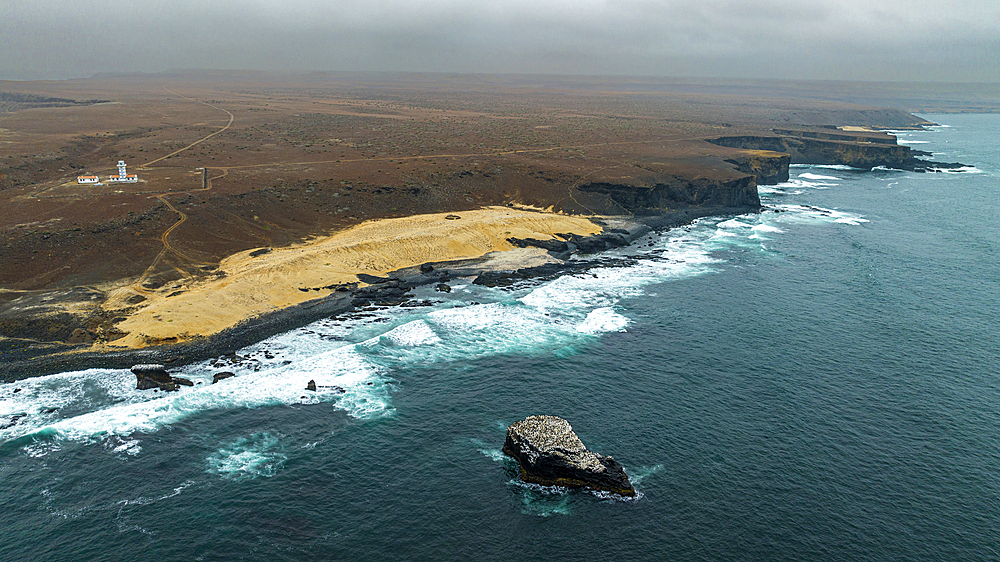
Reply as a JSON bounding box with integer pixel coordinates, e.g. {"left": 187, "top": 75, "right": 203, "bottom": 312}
{"left": 503, "top": 415, "right": 636, "bottom": 497}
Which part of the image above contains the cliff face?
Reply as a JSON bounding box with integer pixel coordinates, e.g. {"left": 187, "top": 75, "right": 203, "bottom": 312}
{"left": 572, "top": 174, "right": 760, "bottom": 216}
{"left": 793, "top": 137, "right": 912, "bottom": 169}
{"left": 710, "top": 129, "right": 928, "bottom": 171}
{"left": 725, "top": 152, "right": 791, "bottom": 184}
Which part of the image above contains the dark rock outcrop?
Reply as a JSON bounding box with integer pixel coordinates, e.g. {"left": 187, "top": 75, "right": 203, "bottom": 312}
{"left": 131, "top": 364, "right": 198, "bottom": 391}
{"left": 1, "top": 413, "right": 27, "bottom": 430}
{"left": 502, "top": 415, "right": 635, "bottom": 497}
{"left": 352, "top": 278, "right": 413, "bottom": 307}
{"left": 212, "top": 371, "right": 236, "bottom": 384}
{"left": 131, "top": 364, "right": 176, "bottom": 391}
{"left": 576, "top": 174, "right": 760, "bottom": 215}
{"left": 473, "top": 262, "right": 591, "bottom": 288}
{"left": 507, "top": 231, "right": 632, "bottom": 258}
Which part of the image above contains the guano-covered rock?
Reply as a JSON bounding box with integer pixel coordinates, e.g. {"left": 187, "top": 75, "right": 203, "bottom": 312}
{"left": 502, "top": 415, "right": 635, "bottom": 497}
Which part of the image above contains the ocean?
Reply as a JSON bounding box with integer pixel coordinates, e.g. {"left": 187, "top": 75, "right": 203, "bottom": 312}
{"left": 1, "top": 114, "right": 997, "bottom": 561}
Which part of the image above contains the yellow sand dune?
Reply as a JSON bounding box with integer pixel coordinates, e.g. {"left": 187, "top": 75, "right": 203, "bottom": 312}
{"left": 103, "top": 207, "right": 600, "bottom": 349}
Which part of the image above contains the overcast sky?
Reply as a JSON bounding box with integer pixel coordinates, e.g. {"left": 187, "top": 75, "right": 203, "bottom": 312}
{"left": 3, "top": 0, "right": 998, "bottom": 82}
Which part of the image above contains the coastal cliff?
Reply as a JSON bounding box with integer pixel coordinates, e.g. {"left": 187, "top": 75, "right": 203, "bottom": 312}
{"left": 574, "top": 175, "right": 760, "bottom": 215}
{"left": 725, "top": 152, "right": 791, "bottom": 185}
{"left": 709, "top": 128, "right": 962, "bottom": 171}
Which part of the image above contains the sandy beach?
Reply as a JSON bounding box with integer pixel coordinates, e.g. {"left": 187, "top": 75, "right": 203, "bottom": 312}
{"left": 98, "top": 207, "right": 601, "bottom": 350}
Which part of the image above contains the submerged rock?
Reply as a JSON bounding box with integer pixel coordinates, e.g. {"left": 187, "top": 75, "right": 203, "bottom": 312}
{"left": 502, "top": 415, "right": 635, "bottom": 496}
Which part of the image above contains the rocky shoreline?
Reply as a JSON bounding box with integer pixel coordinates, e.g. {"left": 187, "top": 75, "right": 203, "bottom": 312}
{"left": 0, "top": 205, "right": 748, "bottom": 382}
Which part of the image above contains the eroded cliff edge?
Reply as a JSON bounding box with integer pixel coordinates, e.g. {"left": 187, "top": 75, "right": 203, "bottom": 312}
{"left": 709, "top": 127, "right": 965, "bottom": 172}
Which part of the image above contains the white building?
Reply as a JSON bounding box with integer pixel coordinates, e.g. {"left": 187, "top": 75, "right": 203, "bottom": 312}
{"left": 106, "top": 160, "right": 138, "bottom": 183}
{"left": 77, "top": 175, "right": 100, "bottom": 184}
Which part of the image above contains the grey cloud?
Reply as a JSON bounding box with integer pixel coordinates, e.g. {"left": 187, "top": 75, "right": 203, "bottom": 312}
{"left": 1, "top": 0, "right": 997, "bottom": 81}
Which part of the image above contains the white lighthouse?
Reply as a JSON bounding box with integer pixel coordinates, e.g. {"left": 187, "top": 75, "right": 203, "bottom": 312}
{"left": 107, "top": 160, "right": 138, "bottom": 183}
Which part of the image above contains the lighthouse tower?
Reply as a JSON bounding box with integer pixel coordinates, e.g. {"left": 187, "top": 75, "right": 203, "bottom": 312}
{"left": 107, "top": 160, "right": 138, "bottom": 183}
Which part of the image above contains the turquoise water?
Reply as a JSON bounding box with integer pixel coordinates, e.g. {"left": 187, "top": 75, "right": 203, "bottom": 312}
{"left": 1, "top": 115, "right": 998, "bottom": 561}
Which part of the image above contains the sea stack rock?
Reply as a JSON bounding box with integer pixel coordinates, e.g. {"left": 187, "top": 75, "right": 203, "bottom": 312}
{"left": 130, "top": 364, "right": 176, "bottom": 391}
{"left": 502, "top": 415, "right": 635, "bottom": 497}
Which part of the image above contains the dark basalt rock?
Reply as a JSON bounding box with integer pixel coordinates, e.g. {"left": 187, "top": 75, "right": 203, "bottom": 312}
{"left": 1, "top": 413, "right": 27, "bottom": 430}
{"left": 567, "top": 232, "right": 630, "bottom": 255}
{"left": 473, "top": 261, "right": 592, "bottom": 288}
{"left": 356, "top": 273, "right": 391, "bottom": 284}
{"left": 502, "top": 415, "right": 635, "bottom": 497}
{"left": 131, "top": 364, "right": 196, "bottom": 391}
{"left": 212, "top": 371, "right": 236, "bottom": 384}
{"left": 507, "top": 237, "right": 569, "bottom": 253}
{"left": 131, "top": 364, "right": 176, "bottom": 391}
{"left": 352, "top": 279, "right": 413, "bottom": 307}
{"left": 248, "top": 248, "right": 272, "bottom": 258}
{"left": 576, "top": 175, "right": 761, "bottom": 214}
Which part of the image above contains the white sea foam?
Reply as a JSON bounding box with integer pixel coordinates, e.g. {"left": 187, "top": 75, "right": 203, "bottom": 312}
{"left": 380, "top": 320, "right": 442, "bottom": 346}
{"left": 798, "top": 173, "right": 841, "bottom": 180}
{"left": 790, "top": 164, "right": 859, "bottom": 170}
{"left": 519, "top": 243, "right": 718, "bottom": 317}
{"left": 747, "top": 223, "right": 784, "bottom": 240}
{"left": 937, "top": 166, "right": 983, "bottom": 174}
{"left": 512, "top": 480, "right": 573, "bottom": 516}
{"left": 476, "top": 443, "right": 510, "bottom": 464}
{"left": 206, "top": 432, "right": 286, "bottom": 480}
{"left": 717, "top": 218, "right": 747, "bottom": 229}
{"left": 627, "top": 464, "right": 664, "bottom": 486}
{"left": 752, "top": 224, "right": 784, "bottom": 233}
{"left": 767, "top": 204, "right": 870, "bottom": 227}
{"left": 771, "top": 178, "right": 836, "bottom": 191}
{"left": 2, "top": 340, "right": 393, "bottom": 446}
{"left": 1, "top": 368, "right": 153, "bottom": 443}
{"left": 757, "top": 184, "right": 805, "bottom": 196}
{"left": 109, "top": 437, "right": 142, "bottom": 456}
{"left": 576, "top": 307, "right": 629, "bottom": 334}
